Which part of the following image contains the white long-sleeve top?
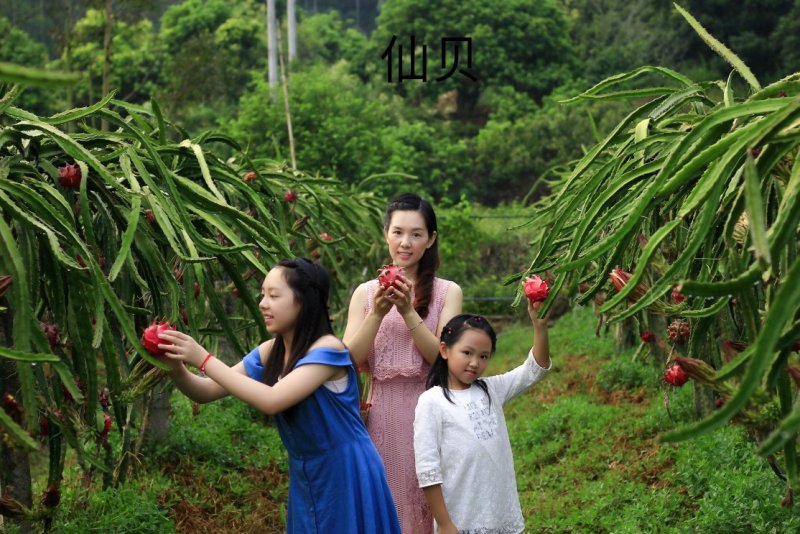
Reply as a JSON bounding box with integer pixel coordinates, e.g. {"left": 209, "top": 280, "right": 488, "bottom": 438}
{"left": 414, "top": 350, "right": 551, "bottom": 534}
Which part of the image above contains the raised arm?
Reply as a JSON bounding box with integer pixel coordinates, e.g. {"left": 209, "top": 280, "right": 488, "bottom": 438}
{"left": 342, "top": 283, "right": 392, "bottom": 366}
{"left": 394, "top": 280, "right": 463, "bottom": 365}
{"left": 529, "top": 299, "right": 550, "bottom": 369}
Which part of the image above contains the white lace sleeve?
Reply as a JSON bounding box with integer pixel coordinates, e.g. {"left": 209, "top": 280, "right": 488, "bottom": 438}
{"left": 414, "top": 390, "right": 444, "bottom": 488}
{"left": 487, "top": 350, "right": 551, "bottom": 405}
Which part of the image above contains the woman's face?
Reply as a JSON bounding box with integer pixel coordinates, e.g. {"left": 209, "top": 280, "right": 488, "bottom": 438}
{"left": 258, "top": 267, "right": 302, "bottom": 335}
{"left": 384, "top": 210, "right": 437, "bottom": 269}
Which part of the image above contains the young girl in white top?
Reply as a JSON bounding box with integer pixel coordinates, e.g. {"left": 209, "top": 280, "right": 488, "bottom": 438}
{"left": 413, "top": 298, "right": 551, "bottom": 534}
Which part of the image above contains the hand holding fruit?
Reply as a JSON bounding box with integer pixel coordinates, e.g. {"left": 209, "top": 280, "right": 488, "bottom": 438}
{"left": 386, "top": 275, "right": 413, "bottom": 315}
{"left": 157, "top": 330, "right": 210, "bottom": 369}
{"left": 372, "top": 284, "right": 394, "bottom": 317}
{"left": 523, "top": 275, "right": 549, "bottom": 329}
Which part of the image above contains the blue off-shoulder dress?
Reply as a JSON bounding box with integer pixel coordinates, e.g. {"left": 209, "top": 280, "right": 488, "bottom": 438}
{"left": 243, "top": 346, "right": 400, "bottom": 534}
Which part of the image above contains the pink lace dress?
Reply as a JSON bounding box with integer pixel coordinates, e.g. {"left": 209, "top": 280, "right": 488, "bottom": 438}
{"left": 364, "top": 277, "right": 452, "bottom": 534}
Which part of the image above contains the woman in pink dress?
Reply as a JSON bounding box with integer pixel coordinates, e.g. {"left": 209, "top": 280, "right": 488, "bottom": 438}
{"left": 344, "top": 193, "right": 463, "bottom": 533}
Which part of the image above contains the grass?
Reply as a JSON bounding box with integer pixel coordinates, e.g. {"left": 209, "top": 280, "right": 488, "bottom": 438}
{"left": 492, "top": 306, "right": 799, "bottom": 533}
{"left": 47, "top": 306, "right": 800, "bottom": 532}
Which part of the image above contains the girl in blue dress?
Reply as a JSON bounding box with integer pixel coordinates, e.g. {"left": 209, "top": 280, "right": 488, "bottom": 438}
{"left": 157, "top": 258, "right": 401, "bottom": 533}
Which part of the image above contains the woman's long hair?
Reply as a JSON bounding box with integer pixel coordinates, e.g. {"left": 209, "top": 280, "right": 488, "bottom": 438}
{"left": 383, "top": 192, "right": 439, "bottom": 319}
{"left": 426, "top": 314, "right": 497, "bottom": 404}
{"left": 262, "top": 258, "right": 335, "bottom": 386}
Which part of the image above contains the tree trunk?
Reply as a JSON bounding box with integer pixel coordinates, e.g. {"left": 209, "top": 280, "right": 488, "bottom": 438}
{"left": 0, "top": 314, "right": 32, "bottom": 533}
{"left": 64, "top": 0, "right": 74, "bottom": 133}
{"left": 614, "top": 317, "right": 638, "bottom": 353}
{"left": 101, "top": 0, "right": 113, "bottom": 131}
{"left": 266, "top": 0, "right": 278, "bottom": 90}
{"left": 287, "top": 0, "right": 296, "bottom": 62}
{"left": 145, "top": 388, "right": 172, "bottom": 445}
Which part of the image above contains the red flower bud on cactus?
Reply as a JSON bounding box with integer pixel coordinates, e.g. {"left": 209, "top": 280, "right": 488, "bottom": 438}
{"left": 786, "top": 366, "right": 800, "bottom": 388}
{"left": 523, "top": 275, "right": 549, "bottom": 303}
{"left": 715, "top": 398, "right": 725, "bottom": 408}
{"left": 2, "top": 392, "right": 16, "bottom": 409}
{"left": 101, "top": 413, "right": 112, "bottom": 437}
{"left": 668, "top": 320, "right": 690, "bottom": 344}
{"left": 721, "top": 340, "right": 748, "bottom": 362}
{"left": 41, "top": 484, "right": 61, "bottom": 509}
{"left": 98, "top": 251, "right": 106, "bottom": 268}
{"left": 243, "top": 171, "right": 257, "bottom": 182}
{"left": 377, "top": 264, "right": 405, "bottom": 290}
{"left": 319, "top": 232, "right": 334, "bottom": 242}
{"left": 637, "top": 233, "right": 649, "bottom": 250}
{"left": 671, "top": 354, "right": 717, "bottom": 386}
{"left": 671, "top": 286, "right": 685, "bottom": 304}
{"left": 0, "top": 275, "right": 12, "bottom": 298}
{"left": 778, "top": 91, "right": 787, "bottom": 97}
{"left": 40, "top": 322, "right": 60, "bottom": 349}
{"left": 663, "top": 365, "right": 689, "bottom": 386}
{"left": 193, "top": 282, "right": 201, "bottom": 299}
{"left": 284, "top": 190, "right": 298, "bottom": 203}
{"left": 99, "top": 388, "right": 110, "bottom": 409}
{"left": 180, "top": 307, "right": 189, "bottom": 325}
{"left": 58, "top": 163, "right": 81, "bottom": 190}
{"left": 232, "top": 287, "right": 240, "bottom": 297}
{"left": 141, "top": 321, "right": 176, "bottom": 356}
{"left": 39, "top": 415, "right": 49, "bottom": 438}
{"left": 750, "top": 147, "right": 762, "bottom": 158}
{"left": 145, "top": 209, "right": 155, "bottom": 225}
{"left": 640, "top": 330, "right": 655, "bottom": 343}
{"left": 609, "top": 268, "right": 649, "bottom": 301}
{"left": 76, "top": 255, "right": 86, "bottom": 268}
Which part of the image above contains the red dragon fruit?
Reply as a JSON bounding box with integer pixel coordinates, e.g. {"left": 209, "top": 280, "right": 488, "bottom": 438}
{"left": 58, "top": 163, "right": 81, "bottom": 190}
{"left": 243, "top": 171, "right": 257, "bottom": 182}
{"left": 640, "top": 330, "right": 655, "bottom": 343}
{"left": 319, "top": 232, "right": 334, "bottom": 242}
{"left": 377, "top": 264, "right": 405, "bottom": 290}
{"left": 141, "top": 321, "right": 176, "bottom": 356}
{"left": 40, "top": 322, "right": 59, "bottom": 349}
{"left": 284, "top": 190, "right": 298, "bottom": 203}
{"left": 663, "top": 365, "right": 689, "bottom": 387}
{"left": 523, "top": 275, "right": 549, "bottom": 303}
{"left": 671, "top": 286, "right": 685, "bottom": 304}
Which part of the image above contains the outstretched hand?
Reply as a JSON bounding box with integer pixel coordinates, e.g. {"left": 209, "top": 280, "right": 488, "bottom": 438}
{"left": 158, "top": 330, "right": 210, "bottom": 369}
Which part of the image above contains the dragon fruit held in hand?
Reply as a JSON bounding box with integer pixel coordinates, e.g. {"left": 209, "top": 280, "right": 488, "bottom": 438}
{"left": 378, "top": 264, "right": 405, "bottom": 290}
{"left": 141, "top": 321, "right": 176, "bottom": 356}
{"left": 523, "top": 275, "right": 549, "bottom": 303}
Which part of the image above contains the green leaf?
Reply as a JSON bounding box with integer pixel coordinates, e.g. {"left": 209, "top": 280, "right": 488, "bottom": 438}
{"left": 673, "top": 3, "right": 761, "bottom": 91}
{"left": 0, "top": 61, "right": 80, "bottom": 87}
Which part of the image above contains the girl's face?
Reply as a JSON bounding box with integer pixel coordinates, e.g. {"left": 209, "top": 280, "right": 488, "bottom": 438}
{"left": 384, "top": 210, "right": 436, "bottom": 270}
{"left": 258, "top": 267, "right": 302, "bottom": 335}
{"left": 441, "top": 328, "right": 493, "bottom": 390}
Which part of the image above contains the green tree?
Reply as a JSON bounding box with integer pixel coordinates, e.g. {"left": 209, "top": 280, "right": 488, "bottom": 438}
{"left": 371, "top": 0, "right": 577, "bottom": 110}
{"left": 0, "top": 16, "right": 53, "bottom": 114}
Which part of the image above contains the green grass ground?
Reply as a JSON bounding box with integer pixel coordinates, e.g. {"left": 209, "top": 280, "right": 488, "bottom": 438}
{"left": 50, "top": 307, "right": 800, "bottom": 532}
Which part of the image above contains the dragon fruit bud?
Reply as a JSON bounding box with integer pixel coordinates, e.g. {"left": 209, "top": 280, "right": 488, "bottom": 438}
{"left": 58, "top": 163, "right": 81, "bottom": 190}
{"left": 671, "top": 286, "right": 685, "bottom": 304}
{"left": 640, "top": 331, "right": 655, "bottom": 343}
{"left": 243, "top": 171, "right": 257, "bottom": 182}
{"left": 671, "top": 355, "right": 717, "bottom": 386}
{"left": 284, "top": 190, "right": 298, "bottom": 203}
{"left": 668, "top": 320, "right": 690, "bottom": 344}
